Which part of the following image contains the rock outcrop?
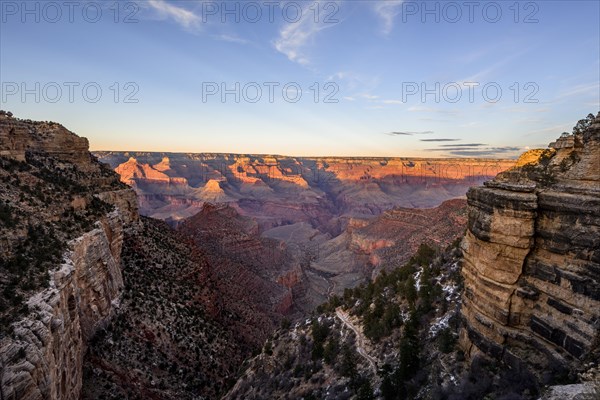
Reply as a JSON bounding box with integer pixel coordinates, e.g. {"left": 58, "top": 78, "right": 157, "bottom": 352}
{"left": 0, "top": 212, "right": 129, "bottom": 400}
{"left": 460, "top": 113, "right": 600, "bottom": 379}
{"left": 0, "top": 111, "right": 138, "bottom": 400}
{"left": 0, "top": 111, "right": 91, "bottom": 167}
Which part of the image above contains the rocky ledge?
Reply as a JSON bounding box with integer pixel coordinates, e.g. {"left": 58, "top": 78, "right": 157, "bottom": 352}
{"left": 460, "top": 113, "right": 600, "bottom": 381}
{"left": 0, "top": 111, "right": 139, "bottom": 400}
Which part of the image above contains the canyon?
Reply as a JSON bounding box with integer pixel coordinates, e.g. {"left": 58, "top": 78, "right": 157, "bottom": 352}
{"left": 96, "top": 151, "right": 513, "bottom": 227}
{"left": 224, "top": 113, "right": 600, "bottom": 400}
{"left": 1, "top": 110, "right": 598, "bottom": 400}
{"left": 97, "top": 152, "right": 512, "bottom": 310}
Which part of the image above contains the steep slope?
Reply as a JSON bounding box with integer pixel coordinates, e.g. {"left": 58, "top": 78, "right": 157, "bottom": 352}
{"left": 82, "top": 218, "right": 252, "bottom": 399}
{"left": 0, "top": 111, "right": 138, "bottom": 400}
{"left": 460, "top": 113, "right": 600, "bottom": 381}
{"left": 178, "top": 204, "right": 296, "bottom": 325}
{"left": 82, "top": 207, "right": 302, "bottom": 399}
{"left": 225, "top": 243, "right": 470, "bottom": 400}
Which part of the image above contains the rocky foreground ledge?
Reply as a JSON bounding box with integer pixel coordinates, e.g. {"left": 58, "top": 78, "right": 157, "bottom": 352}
{"left": 0, "top": 111, "right": 139, "bottom": 400}
{"left": 460, "top": 113, "right": 600, "bottom": 382}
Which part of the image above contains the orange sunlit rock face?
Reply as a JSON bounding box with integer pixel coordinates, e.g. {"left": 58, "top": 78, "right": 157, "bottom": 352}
{"left": 97, "top": 152, "right": 514, "bottom": 228}
{"left": 460, "top": 117, "right": 600, "bottom": 378}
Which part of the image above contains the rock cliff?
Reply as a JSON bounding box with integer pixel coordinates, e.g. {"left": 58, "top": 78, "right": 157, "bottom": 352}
{"left": 0, "top": 111, "right": 91, "bottom": 168}
{"left": 460, "top": 113, "right": 600, "bottom": 379}
{"left": 0, "top": 111, "right": 138, "bottom": 400}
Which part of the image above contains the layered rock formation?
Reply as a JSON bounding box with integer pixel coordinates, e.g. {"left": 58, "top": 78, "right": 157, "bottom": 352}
{"left": 0, "top": 111, "right": 138, "bottom": 400}
{"left": 96, "top": 151, "right": 514, "bottom": 227}
{"left": 0, "top": 211, "right": 131, "bottom": 400}
{"left": 460, "top": 113, "right": 600, "bottom": 379}
{"left": 0, "top": 111, "right": 92, "bottom": 168}
{"left": 98, "top": 151, "right": 511, "bottom": 314}
{"left": 262, "top": 198, "right": 468, "bottom": 310}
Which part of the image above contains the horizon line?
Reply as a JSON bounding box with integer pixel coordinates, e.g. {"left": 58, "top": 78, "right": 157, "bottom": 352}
{"left": 91, "top": 149, "right": 521, "bottom": 161}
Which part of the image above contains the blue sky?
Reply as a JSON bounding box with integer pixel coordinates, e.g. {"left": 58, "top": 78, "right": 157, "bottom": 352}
{"left": 1, "top": 0, "right": 599, "bottom": 157}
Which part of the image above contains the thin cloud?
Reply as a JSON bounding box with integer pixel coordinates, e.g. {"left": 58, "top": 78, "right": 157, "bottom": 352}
{"left": 525, "top": 123, "right": 572, "bottom": 136}
{"left": 407, "top": 106, "right": 459, "bottom": 115}
{"left": 424, "top": 146, "right": 522, "bottom": 157}
{"left": 361, "top": 94, "right": 379, "bottom": 100}
{"left": 214, "top": 34, "right": 249, "bottom": 44}
{"left": 426, "top": 147, "right": 483, "bottom": 151}
{"left": 328, "top": 71, "right": 381, "bottom": 93}
{"left": 420, "top": 138, "right": 461, "bottom": 142}
{"left": 456, "top": 50, "right": 528, "bottom": 85}
{"left": 147, "top": 0, "right": 200, "bottom": 29}
{"left": 373, "top": 0, "right": 403, "bottom": 35}
{"left": 445, "top": 147, "right": 521, "bottom": 157}
{"left": 386, "top": 131, "right": 434, "bottom": 136}
{"left": 439, "top": 143, "right": 486, "bottom": 147}
{"left": 504, "top": 106, "right": 550, "bottom": 113}
{"left": 552, "top": 82, "right": 600, "bottom": 103}
{"left": 273, "top": 0, "right": 340, "bottom": 65}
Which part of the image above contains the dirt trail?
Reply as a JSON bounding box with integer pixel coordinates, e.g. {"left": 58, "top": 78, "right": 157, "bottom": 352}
{"left": 335, "top": 308, "right": 377, "bottom": 373}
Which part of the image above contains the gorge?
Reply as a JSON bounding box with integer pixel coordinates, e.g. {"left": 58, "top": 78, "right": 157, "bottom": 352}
{"left": 0, "top": 110, "right": 598, "bottom": 400}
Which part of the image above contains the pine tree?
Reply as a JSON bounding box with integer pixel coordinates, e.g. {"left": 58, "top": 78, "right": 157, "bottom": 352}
{"left": 405, "top": 275, "right": 418, "bottom": 307}
{"left": 398, "top": 311, "right": 420, "bottom": 381}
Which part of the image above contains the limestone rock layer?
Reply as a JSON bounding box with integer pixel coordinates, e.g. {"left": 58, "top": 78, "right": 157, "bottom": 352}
{"left": 460, "top": 113, "right": 600, "bottom": 375}
{"left": 0, "top": 111, "right": 139, "bottom": 400}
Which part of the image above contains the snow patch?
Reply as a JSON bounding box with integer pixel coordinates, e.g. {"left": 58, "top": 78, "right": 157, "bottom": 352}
{"left": 414, "top": 267, "right": 422, "bottom": 291}
{"left": 428, "top": 313, "right": 452, "bottom": 338}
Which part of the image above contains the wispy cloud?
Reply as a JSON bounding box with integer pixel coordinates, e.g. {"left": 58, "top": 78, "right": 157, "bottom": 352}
{"left": 373, "top": 0, "right": 403, "bottom": 35}
{"left": 504, "top": 106, "right": 550, "bottom": 113}
{"left": 457, "top": 50, "right": 527, "bottom": 84}
{"left": 361, "top": 94, "right": 379, "bottom": 100}
{"left": 442, "top": 147, "right": 521, "bottom": 157}
{"left": 385, "top": 131, "right": 434, "bottom": 136}
{"left": 213, "top": 34, "right": 249, "bottom": 44}
{"left": 407, "top": 106, "right": 459, "bottom": 115}
{"left": 147, "top": 0, "right": 200, "bottom": 29}
{"left": 525, "top": 123, "right": 573, "bottom": 136}
{"left": 552, "top": 82, "right": 600, "bottom": 103}
{"left": 381, "top": 99, "right": 403, "bottom": 104}
{"left": 420, "top": 138, "right": 460, "bottom": 142}
{"left": 273, "top": 0, "right": 340, "bottom": 65}
{"left": 439, "top": 143, "right": 486, "bottom": 147}
{"left": 424, "top": 144, "right": 522, "bottom": 157}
